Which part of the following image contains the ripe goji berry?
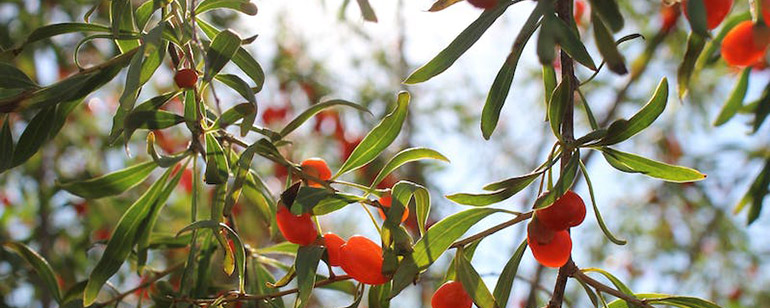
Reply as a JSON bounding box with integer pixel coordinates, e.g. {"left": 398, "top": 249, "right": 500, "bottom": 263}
{"left": 683, "top": 0, "right": 732, "bottom": 30}
{"left": 536, "top": 190, "right": 586, "bottom": 231}
{"left": 340, "top": 236, "right": 389, "bottom": 285}
{"left": 174, "top": 68, "right": 198, "bottom": 89}
{"left": 275, "top": 205, "right": 318, "bottom": 246}
{"left": 721, "top": 21, "right": 769, "bottom": 66}
{"left": 300, "top": 158, "right": 332, "bottom": 187}
{"left": 431, "top": 280, "right": 472, "bottom": 308}
{"left": 527, "top": 225, "right": 572, "bottom": 268}
{"left": 323, "top": 233, "right": 345, "bottom": 267}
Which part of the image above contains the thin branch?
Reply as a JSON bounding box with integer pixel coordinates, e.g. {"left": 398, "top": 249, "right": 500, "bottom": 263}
{"left": 450, "top": 211, "right": 533, "bottom": 249}
{"left": 573, "top": 270, "right": 653, "bottom": 308}
{"left": 173, "top": 275, "right": 353, "bottom": 305}
{"left": 96, "top": 262, "right": 185, "bottom": 307}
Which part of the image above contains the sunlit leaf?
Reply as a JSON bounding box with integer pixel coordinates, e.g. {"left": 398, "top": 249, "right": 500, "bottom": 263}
{"left": 3, "top": 242, "right": 63, "bottom": 304}
{"left": 455, "top": 249, "right": 499, "bottom": 308}
{"left": 280, "top": 99, "right": 370, "bottom": 138}
{"left": 493, "top": 240, "right": 527, "bottom": 308}
{"left": 205, "top": 133, "right": 230, "bottom": 184}
{"left": 295, "top": 245, "right": 324, "bottom": 308}
{"left": 204, "top": 29, "right": 242, "bottom": 82}
{"left": 677, "top": 33, "right": 705, "bottom": 99}
{"left": 600, "top": 147, "right": 706, "bottom": 183}
{"left": 196, "top": 0, "right": 258, "bottom": 15}
{"left": 59, "top": 161, "right": 158, "bottom": 199}
{"left": 370, "top": 147, "right": 449, "bottom": 189}
{"left": 598, "top": 78, "right": 668, "bottom": 145}
{"left": 714, "top": 68, "right": 749, "bottom": 126}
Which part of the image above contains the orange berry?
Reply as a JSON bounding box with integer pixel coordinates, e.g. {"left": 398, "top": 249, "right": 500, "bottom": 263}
{"left": 527, "top": 226, "right": 572, "bottom": 268}
{"left": 300, "top": 158, "right": 332, "bottom": 187}
{"left": 340, "top": 236, "right": 389, "bottom": 285}
{"left": 536, "top": 190, "right": 586, "bottom": 231}
{"left": 574, "top": 0, "right": 586, "bottom": 26}
{"left": 721, "top": 21, "right": 769, "bottom": 67}
{"left": 174, "top": 68, "right": 198, "bottom": 89}
{"left": 682, "top": 0, "right": 732, "bottom": 30}
{"left": 661, "top": 3, "right": 681, "bottom": 32}
{"left": 467, "top": 0, "right": 497, "bottom": 10}
{"left": 275, "top": 205, "right": 318, "bottom": 246}
{"left": 431, "top": 280, "right": 473, "bottom": 308}
{"left": 323, "top": 233, "right": 346, "bottom": 267}
{"left": 377, "top": 192, "right": 409, "bottom": 223}
{"left": 763, "top": 0, "right": 770, "bottom": 27}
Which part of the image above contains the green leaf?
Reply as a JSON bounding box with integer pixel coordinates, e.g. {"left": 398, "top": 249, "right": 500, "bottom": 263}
{"left": 600, "top": 147, "right": 706, "bottom": 183}
{"left": 533, "top": 153, "right": 580, "bottom": 209}
{"left": 587, "top": 0, "right": 624, "bottom": 32}
{"left": 58, "top": 161, "right": 158, "bottom": 199}
{"left": 592, "top": 12, "right": 627, "bottom": 75}
{"left": 734, "top": 157, "right": 770, "bottom": 225}
{"left": 84, "top": 167, "right": 175, "bottom": 306}
{"left": 205, "top": 133, "right": 230, "bottom": 184}
{"left": 24, "top": 23, "right": 112, "bottom": 46}
{"left": 147, "top": 133, "right": 189, "bottom": 167}
{"left": 215, "top": 74, "right": 257, "bottom": 105}
{"left": 542, "top": 65, "right": 557, "bottom": 108}
{"left": 427, "top": 0, "right": 463, "bottom": 12}
{"left": 312, "top": 193, "right": 366, "bottom": 215}
{"left": 607, "top": 294, "right": 721, "bottom": 308}
{"left": 295, "top": 245, "right": 324, "bottom": 308}
{"left": 370, "top": 147, "right": 449, "bottom": 189}
{"left": 111, "top": 0, "right": 140, "bottom": 53}
{"left": 578, "top": 160, "right": 626, "bottom": 245}
{"left": 582, "top": 268, "right": 638, "bottom": 308}
{"left": 547, "top": 14, "right": 597, "bottom": 70}
{"left": 368, "top": 281, "right": 391, "bottom": 308}
{"left": 753, "top": 84, "right": 770, "bottom": 133}
{"left": 0, "top": 116, "right": 14, "bottom": 172}
{"left": 334, "top": 92, "right": 410, "bottom": 178}
{"left": 197, "top": 19, "right": 265, "bottom": 91}
{"left": 212, "top": 103, "right": 256, "bottom": 129}
{"left": 493, "top": 240, "right": 527, "bottom": 308}
{"left": 598, "top": 78, "right": 668, "bottom": 146}
{"left": 125, "top": 110, "right": 186, "bottom": 132}
{"left": 404, "top": 1, "right": 514, "bottom": 84}
{"left": 3, "top": 242, "right": 63, "bottom": 304}
{"left": 196, "top": 0, "right": 258, "bottom": 15}
{"left": 356, "top": 0, "right": 378, "bottom": 22}
{"left": 389, "top": 208, "right": 503, "bottom": 298}
{"left": 480, "top": 3, "right": 543, "bottom": 139}
{"left": 280, "top": 99, "right": 371, "bottom": 138}
{"left": 12, "top": 107, "right": 56, "bottom": 167}
{"left": 204, "top": 29, "right": 242, "bottom": 82}
{"left": 548, "top": 80, "right": 568, "bottom": 140}
{"left": 685, "top": 0, "right": 709, "bottom": 36}
{"left": 448, "top": 171, "right": 540, "bottom": 207}
{"left": 136, "top": 0, "right": 162, "bottom": 30}
{"left": 677, "top": 33, "right": 705, "bottom": 99}
{"left": 714, "top": 67, "right": 750, "bottom": 126}
{"left": 136, "top": 160, "right": 187, "bottom": 271}
{"left": 391, "top": 181, "right": 431, "bottom": 235}
{"left": 455, "top": 248, "right": 499, "bottom": 308}
{"left": 0, "top": 63, "right": 38, "bottom": 89}
{"left": 255, "top": 242, "right": 299, "bottom": 256}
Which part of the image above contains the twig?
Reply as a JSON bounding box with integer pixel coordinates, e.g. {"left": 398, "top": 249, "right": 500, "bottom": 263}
{"left": 449, "top": 211, "right": 533, "bottom": 249}
{"left": 96, "top": 262, "right": 185, "bottom": 307}
{"left": 173, "top": 275, "right": 353, "bottom": 304}
{"left": 573, "top": 270, "right": 653, "bottom": 308}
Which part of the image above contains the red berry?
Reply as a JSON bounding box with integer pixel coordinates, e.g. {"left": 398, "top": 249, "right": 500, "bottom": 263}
{"left": 467, "top": 0, "right": 497, "bottom": 10}
{"left": 527, "top": 225, "right": 572, "bottom": 268}
{"left": 339, "top": 236, "right": 389, "bottom": 285}
{"left": 721, "top": 21, "right": 770, "bottom": 67}
{"left": 323, "top": 233, "right": 346, "bottom": 267}
{"left": 661, "top": 3, "right": 681, "bottom": 32}
{"left": 275, "top": 205, "right": 318, "bottom": 246}
{"left": 574, "top": 0, "right": 586, "bottom": 26}
{"left": 682, "top": 0, "right": 732, "bottom": 30}
{"left": 174, "top": 68, "right": 198, "bottom": 89}
{"left": 431, "top": 280, "right": 473, "bottom": 308}
{"left": 262, "top": 106, "right": 289, "bottom": 125}
{"left": 377, "top": 192, "right": 409, "bottom": 223}
{"left": 300, "top": 158, "right": 332, "bottom": 187}
{"left": 763, "top": 0, "right": 770, "bottom": 27}
{"left": 536, "top": 191, "right": 586, "bottom": 231}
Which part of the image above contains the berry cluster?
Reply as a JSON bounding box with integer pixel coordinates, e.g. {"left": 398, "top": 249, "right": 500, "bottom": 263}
{"left": 274, "top": 158, "right": 394, "bottom": 285}
{"left": 527, "top": 190, "right": 586, "bottom": 268}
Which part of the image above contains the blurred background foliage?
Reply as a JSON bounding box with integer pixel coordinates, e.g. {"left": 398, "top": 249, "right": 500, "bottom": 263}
{"left": 1, "top": 0, "right": 769, "bottom": 307}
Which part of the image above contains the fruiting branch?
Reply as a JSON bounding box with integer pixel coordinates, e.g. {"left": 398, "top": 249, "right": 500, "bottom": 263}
{"left": 449, "top": 211, "right": 533, "bottom": 249}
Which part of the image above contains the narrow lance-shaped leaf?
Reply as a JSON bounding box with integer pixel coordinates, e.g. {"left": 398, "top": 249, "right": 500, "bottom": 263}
{"left": 493, "top": 240, "right": 527, "bottom": 308}
{"left": 389, "top": 208, "right": 504, "bottom": 298}
{"left": 58, "top": 161, "right": 158, "bottom": 199}
{"left": 391, "top": 181, "right": 431, "bottom": 235}
{"left": 427, "top": 0, "right": 463, "bottom": 12}
{"left": 111, "top": 0, "right": 140, "bottom": 52}
{"left": 455, "top": 248, "right": 499, "bottom": 308}
{"left": 582, "top": 268, "right": 639, "bottom": 308}
{"left": 205, "top": 133, "right": 230, "bottom": 184}
{"left": 598, "top": 77, "right": 668, "bottom": 146}
{"left": 542, "top": 65, "right": 557, "bottom": 110}
{"left": 677, "top": 33, "right": 705, "bottom": 99}
{"left": 334, "top": 92, "right": 410, "bottom": 178}
{"left": 685, "top": 0, "right": 709, "bottom": 36}
{"left": 147, "top": 133, "right": 189, "bottom": 168}
{"left": 548, "top": 80, "right": 568, "bottom": 141}
{"left": 196, "top": 0, "right": 258, "bottom": 15}
{"left": 548, "top": 14, "right": 597, "bottom": 70}
{"left": 734, "top": 157, "right": 770, "bottom": 225}
{"left": 0, "top": 63, "right": 39, "bottom": 89}
{"left": 0, "top": 116, "right": 14, "bottom": 172}
{"left": 447, "top": 171, "right": 540, "bottom": 207}
{"left": 2, "top": 242, "right": 63, "bottom": 304}
{"left": 84, "top": 167, "right": 174, "bottom": 306}
{"left": 587, "top": 0, "right": 624, "bottom": 32}
{"left": 368, "top": 281, "right": 391, "bottom": 308}
{"left": 11, "top": 107, "right": 56, "bottom": 168}
{"left": 295, "top": 245, "right": 324, "bottom": 308}
{"left": 280, "top": 99, "right": 371, "bottom": 138}
{"left": 369, "top": 147, "right": 449, "bottom": 189}
{"left": 714, "top": 67, "right": 750, "bottom": 126}
{"left": 212, "top": 103, "right": 256, "bottom": 129}
{"left": 481, "top": 3, "right": 543, "bottom": 139}
{"left": 606, "top": 294, "right": 721, "bottom": 308}
{"left": 578, "top": 160, "right": 626, "bottom": 245}
{"left": 533, "top": 153, "right": 580, "bottom": 209}
{"left": 23, "top": 23, "right": 112, "bottom": 46}
{"left": 197, "top": 19, "right": 265, "bottom": 92}
{"left": 592, "top": 12, "right": 627, "bottom": 75}
{"left": 204, "top": 29, "right": 242, "bottom": 82}
{"left": 600, "top": 147, "right": 706, "bottom": 182}
{"left": 356, "top": 0, "right": 378, "bottom": 22}
{"left": 404, "top": 1, "right": 515, "bottom": 84}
